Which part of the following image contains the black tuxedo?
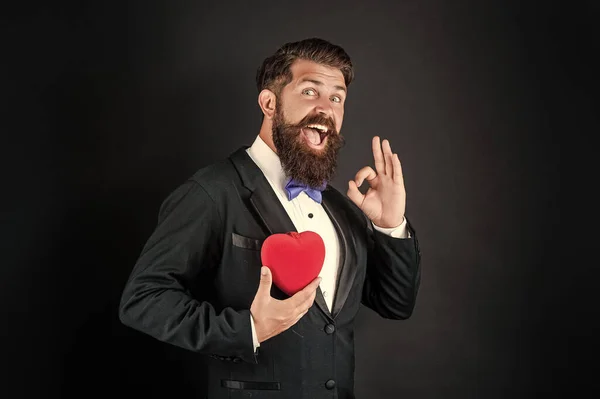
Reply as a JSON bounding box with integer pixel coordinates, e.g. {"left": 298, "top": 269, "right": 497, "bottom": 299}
{"left": 119, "top": 147, "right": 421, "bottom": 398}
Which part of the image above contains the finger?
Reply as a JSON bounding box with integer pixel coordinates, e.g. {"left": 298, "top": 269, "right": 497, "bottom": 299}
{"left": 347, "top": 180, "right": 364, "bottom": 207}
{"left": 294, "top": 296, "right": 316, "bottom": 319}
{"left": 293, "top": 309, "right": 310, "bottom": 324}
{"left": 392, "top": 153, "right": 404, "bottom": 185}
{"left": 354, "top": 166, "right": 377, "bottom": 188}
{"left": 372, "top": 136, "right": 385, "bottom": 175}
{"left": 295, "top": 291, "right": 316, "bottom": 316}
{"left": 304, "top": 275, "right": 322, "bottom": 292}
{"left": 256, "top": 266, "right": 272, "bottom": 297}
{"left": 289, "top": 277, "right": 321, "bottom": 307}
{"left": 382, "top": 139, "right": 393, "bottom": 176}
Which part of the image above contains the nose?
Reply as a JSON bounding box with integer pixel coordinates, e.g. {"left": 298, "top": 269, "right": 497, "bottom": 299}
{"left": 314, "top": 97, "right": 334, "bottom": 118}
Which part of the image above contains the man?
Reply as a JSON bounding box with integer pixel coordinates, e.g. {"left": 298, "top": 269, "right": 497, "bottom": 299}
{"left": 119, "top": 37, "right": 421, "bottom": 399}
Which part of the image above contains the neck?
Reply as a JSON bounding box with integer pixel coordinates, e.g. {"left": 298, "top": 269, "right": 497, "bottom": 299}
{"left": 258, "top": 119, "right": 277, "bottom": 153}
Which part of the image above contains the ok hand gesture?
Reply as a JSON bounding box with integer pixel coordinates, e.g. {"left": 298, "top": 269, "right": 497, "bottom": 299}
{"left": 347, "top": 136, "right": 406, "bottom": 228}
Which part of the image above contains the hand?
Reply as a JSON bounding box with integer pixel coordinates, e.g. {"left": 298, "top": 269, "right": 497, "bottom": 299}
{"left": 347, "top": 136, "right": 406, "bottom": 228}
{"left": 250, "top": 267, "right": 321, "bottom": 343}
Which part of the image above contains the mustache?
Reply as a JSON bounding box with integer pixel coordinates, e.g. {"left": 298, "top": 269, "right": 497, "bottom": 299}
{"left": 290, "top": 113, "right": 337, "bottom": 135}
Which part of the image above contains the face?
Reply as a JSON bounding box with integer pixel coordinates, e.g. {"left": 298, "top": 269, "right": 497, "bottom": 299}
{"left": 272, "top": 59, "right": 347, "bottom": 187}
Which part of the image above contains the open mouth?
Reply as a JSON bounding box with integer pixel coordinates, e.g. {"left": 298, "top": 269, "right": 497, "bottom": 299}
{"left": 301, "top": 124, "right": 330, "bottom": 148}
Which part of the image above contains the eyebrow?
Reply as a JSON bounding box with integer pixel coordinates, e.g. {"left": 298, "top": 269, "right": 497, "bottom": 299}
{"left": 299, "top": 78, "right": 347, "bottom": 94}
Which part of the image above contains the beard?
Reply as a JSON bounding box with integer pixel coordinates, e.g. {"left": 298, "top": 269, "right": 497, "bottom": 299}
{"left": 272, "top": 105, "right": 345, "bottom": 188}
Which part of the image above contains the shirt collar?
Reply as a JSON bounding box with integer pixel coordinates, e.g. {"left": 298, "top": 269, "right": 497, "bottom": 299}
{"left": 246, "top": 135, "right": 288, "bottom": 195}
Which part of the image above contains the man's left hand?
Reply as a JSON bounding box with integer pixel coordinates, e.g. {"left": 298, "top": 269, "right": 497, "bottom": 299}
{"left": 347, "top": 136, "right": 406, "bottom": 228}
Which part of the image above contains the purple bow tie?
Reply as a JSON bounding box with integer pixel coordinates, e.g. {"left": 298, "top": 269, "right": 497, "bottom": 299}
{"left": 284, "top": 178, "right": 327, "bottom": 203}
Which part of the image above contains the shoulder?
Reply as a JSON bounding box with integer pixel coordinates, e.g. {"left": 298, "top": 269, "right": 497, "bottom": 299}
{"left": 159, "top": 155, "right": 236, "bottom": 202}
{"left": 154, "top": 158, "right": 237, "bottom": 221}
{"left": 188, "top": 158, "right": 238, "bottom": 189}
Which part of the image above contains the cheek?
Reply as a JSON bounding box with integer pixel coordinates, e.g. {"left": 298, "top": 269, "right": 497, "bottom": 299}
{"left": 336, "top": 110, "right": 344, "bottom": 131}
{"left": 288, "top": 105, "right": 309, "bottom": 124}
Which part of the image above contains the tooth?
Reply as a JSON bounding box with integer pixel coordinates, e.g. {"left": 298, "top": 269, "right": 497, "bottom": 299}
{"left": 306, "top": 124, "right": 329, "bottom": 133}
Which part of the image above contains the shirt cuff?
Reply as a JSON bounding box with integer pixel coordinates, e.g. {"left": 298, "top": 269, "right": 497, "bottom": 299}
{"left": 250, "top": 314, "right": 260, "bottom": 353}
{"left": 372, "top": 217, "right": 411, "bottom": 238}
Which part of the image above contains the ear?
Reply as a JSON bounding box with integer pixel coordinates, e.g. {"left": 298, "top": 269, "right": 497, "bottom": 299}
{"left": 258, "top": 89, "right": 277, "bottom": 119}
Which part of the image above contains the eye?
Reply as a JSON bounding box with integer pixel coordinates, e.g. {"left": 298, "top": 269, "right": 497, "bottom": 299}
{"left": 331, "top": 96, "right": 342, "bottom": 103}
{"left": 302, "top": 88, "right": 317, "bottom": 96}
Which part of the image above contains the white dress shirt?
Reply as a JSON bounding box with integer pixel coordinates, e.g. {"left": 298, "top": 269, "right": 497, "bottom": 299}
{"left": 245, "top": 135, "right": 409, "bottom": 351}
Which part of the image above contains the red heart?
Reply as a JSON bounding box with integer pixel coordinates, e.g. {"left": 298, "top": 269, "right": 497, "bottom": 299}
{"left": 260, "top": 231, "right": 325, "bottom": 296}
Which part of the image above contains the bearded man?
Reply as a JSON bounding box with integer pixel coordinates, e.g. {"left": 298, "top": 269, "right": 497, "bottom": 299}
{"left": 119, "top": 37, "right": 421, "bottom": 399}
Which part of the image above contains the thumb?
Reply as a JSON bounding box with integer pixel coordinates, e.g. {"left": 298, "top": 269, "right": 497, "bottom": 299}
{"left": 347, "top": 180, "right": 364, "bottom": 207}
{"left": 257, "top": 266, "right": 272, "bottom": 296}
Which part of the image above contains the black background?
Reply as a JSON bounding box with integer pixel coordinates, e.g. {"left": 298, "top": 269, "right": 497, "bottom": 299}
{"left": 2, "top": 1, "right": 597, "bottom": 398}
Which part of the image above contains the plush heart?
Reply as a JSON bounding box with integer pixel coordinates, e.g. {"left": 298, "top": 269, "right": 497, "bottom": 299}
{"left": 260, "top": 231, "right": 325, "bottom": 296}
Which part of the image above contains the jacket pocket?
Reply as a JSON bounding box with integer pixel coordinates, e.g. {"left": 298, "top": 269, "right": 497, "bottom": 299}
{"left": 232, "top": 232, "right": 264, "bottom": 251}
{"left": 221, "top": 380, "right": 281, "bottom": 390}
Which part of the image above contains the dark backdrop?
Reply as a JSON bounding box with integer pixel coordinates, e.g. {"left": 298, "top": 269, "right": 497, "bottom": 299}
{"left": 3, "top": 1, "right": 597, "bottom": 398}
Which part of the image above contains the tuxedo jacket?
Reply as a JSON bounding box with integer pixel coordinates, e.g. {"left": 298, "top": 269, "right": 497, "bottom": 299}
{"left": 119, "top": 147, "right": 422, "bottom": 399}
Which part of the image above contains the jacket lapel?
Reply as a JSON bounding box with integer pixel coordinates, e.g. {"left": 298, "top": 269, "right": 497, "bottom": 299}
{"left": 322, "top": 189, "right": 358, "bottom": 319}
{"left": 229, "top": 147, "right": 332, "bottom": 319}
{"left": 249, "top": 176, "right": 295, "bottom": 235}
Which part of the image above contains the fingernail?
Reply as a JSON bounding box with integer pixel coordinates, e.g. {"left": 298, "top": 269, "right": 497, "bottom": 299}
{"left": 261, "top": 267, "right": 267, "bottom": 275}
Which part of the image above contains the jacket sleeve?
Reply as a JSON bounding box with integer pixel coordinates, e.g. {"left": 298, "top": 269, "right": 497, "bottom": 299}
{"left": 361, "top": 217, "right": 422, "bottom": 320}
{"left": 118, "top": 180, "right": 257, "bottom": 363}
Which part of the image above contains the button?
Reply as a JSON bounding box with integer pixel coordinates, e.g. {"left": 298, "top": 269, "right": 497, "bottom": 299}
{"left": 325, "top": 379, "right": 336, "bottom": 389}
{"left": 324, "top": 324, "right": 335, "bottom": 334}
{"left": 322, "top": 291, "right": 328, "bottom": 297}
{"left": 233, "top": 357, "right": 241, "bottom": 363}
{"left": 308, "top": 213, "right": 314, "bottom": 218}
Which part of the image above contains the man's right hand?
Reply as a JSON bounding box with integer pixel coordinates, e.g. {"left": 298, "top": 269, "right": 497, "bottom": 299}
{"left": 250, "top": 266, "right": 321, "bottom": 343}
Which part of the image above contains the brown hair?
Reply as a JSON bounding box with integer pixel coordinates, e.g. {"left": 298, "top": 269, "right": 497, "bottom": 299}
{"left": 256, "top": 38, "right": 354, "bottom": 95}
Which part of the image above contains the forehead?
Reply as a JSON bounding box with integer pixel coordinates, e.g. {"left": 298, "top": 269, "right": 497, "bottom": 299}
{"left": 288, "top": 59, "right": 346, "bottom": 89}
